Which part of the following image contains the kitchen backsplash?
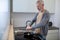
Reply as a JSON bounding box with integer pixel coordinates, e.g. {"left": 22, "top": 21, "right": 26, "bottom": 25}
{"left": 11, "top": 12, "right": 55, "bottom": 27}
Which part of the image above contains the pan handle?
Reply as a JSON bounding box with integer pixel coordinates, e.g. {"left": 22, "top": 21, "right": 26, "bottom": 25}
{"left": 26, "top": 20, "right": 31, "bottom": 27}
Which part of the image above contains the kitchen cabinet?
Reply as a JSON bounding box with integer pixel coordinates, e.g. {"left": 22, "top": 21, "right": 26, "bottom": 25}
{"left": 13, "top": 0, "right": 55, "bottom": 13}
{"left": 46, "top": 30, "right": 59, "bottom": 40}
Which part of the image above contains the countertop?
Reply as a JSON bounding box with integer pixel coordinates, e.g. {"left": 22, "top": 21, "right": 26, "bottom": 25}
{"left": 14, "top": 26, "right": 59, "bottom": 31}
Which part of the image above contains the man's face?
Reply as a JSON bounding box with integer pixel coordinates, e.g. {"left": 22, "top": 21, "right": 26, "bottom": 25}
{"left": 36, "top": 0, "right": 43, "bottom": 11}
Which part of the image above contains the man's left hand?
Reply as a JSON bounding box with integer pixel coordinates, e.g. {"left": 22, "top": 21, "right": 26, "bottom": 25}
{"left": 26, "top": 26, "right": 32, "bottom": 30}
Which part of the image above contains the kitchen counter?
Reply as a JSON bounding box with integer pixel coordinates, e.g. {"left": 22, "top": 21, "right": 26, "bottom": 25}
{"left": 14, "top": 26, "right": 59, "bottom": 40}
{"left": 8, "top": 25, "right": 14, "bottom": 40}
{"left": 14, "top": 26, "right": 59, "bottom": 31}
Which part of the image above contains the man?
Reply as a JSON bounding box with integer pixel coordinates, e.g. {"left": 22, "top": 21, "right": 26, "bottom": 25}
{"left": 26, "top": 0, "right": 50, "bottom": 40}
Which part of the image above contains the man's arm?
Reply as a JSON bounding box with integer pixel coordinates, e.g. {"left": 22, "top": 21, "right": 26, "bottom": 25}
{"left": 30, "top": 13, "right": 38, "bottom": 26}
{"left": 26, "top": 13, "right": 38, "bottom": 30}
{"left": 32, "top": 13, "right": 50, "bottom": 29}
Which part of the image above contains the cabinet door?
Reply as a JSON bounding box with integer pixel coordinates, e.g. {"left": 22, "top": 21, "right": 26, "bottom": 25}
{"left": 44, "top": 0, "right": 55, "bottom": 13}
{"left": 47, "top": 30, "right": 59, "bottom": 40}
{"left": 13, "top": 0, "right": 38, "bottom": 12}
{"left": 27, "top": 0, "right": 38, "bottom": 12}
{"left": 13, "top": 0, "right": 28, "bottom": 12}
{"left": 26, "top": 0, "right": 55, "bottom": 13}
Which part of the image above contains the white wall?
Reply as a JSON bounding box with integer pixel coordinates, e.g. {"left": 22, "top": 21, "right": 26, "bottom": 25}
{"left": 0, "top": 12, "right": 10, "bottom": 40}
{"left": 0, "top": 0, "right": 10, "bottom": 40}
{"left": 53, "top": 0, "right": 60, "bottom": 28}
{"left": 12, "top": 13, "right": 54, "bottom": 27}
{"left": 12, "top": 13, "right": 35, "bottom": 27}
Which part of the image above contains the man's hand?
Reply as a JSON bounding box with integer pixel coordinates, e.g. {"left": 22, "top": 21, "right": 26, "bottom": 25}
{"left": 26, "top": 25, "right": 32, "bottom": 30}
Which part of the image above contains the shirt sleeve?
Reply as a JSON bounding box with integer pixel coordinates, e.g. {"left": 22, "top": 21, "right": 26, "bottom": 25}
{"left": 32, "top": 13, "right": 50, "bottom": 29}
{"left": 30, "top": 13, "right": 38, "bottom": 26}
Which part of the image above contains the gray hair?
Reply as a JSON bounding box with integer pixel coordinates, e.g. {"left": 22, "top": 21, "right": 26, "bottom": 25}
{"left": 37, "top": 0, "right": 44, "bottom": 4}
